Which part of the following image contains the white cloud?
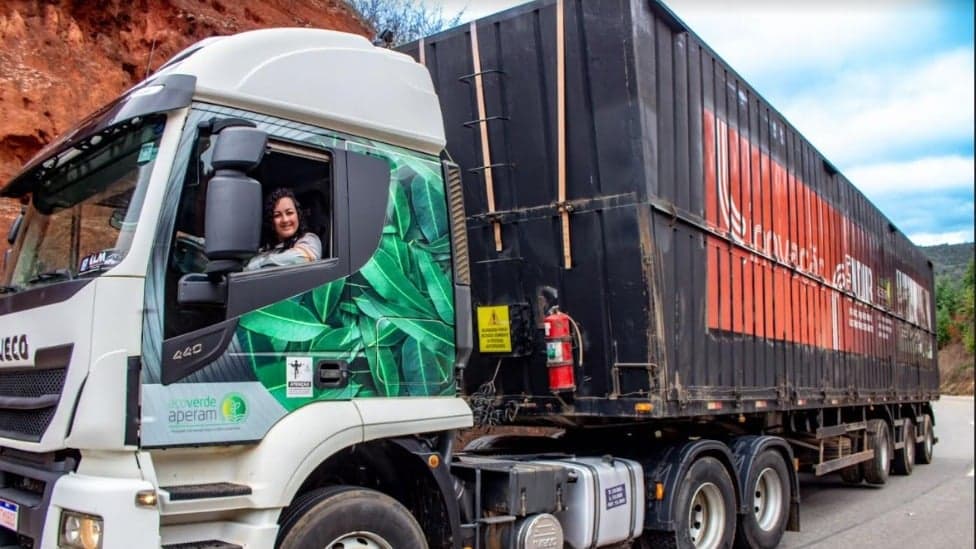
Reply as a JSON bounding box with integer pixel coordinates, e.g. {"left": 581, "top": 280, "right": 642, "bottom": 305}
{"left": 910, "top": 229, "right": 975, "bottom": 246}
{"left": 782, "top": 49, "right": 975, "bottom": 167}
{"left": 845, "top": 155, "right": 974, "bottom": 195}
{"left": 667, "top": 2, "right": 936, "bottom": 78}
{"left": 424, "top": 0, "right": 521, "bottom": 22}
{"left": 662, "top": 2, "right": 974, "bottom": 169}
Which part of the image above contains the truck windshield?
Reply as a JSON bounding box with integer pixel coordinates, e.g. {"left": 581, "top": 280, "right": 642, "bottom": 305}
{"left": 5, "top": 114, "right": 166, "bottom": 290}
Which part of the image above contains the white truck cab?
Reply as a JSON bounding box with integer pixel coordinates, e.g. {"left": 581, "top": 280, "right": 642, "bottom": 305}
{"left": 0, "top": 29, "right": 473, "bottom": 549}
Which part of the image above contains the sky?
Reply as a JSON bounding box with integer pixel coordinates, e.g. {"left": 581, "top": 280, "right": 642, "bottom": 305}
{"left": 422, "top": 0, "right": 975, "bottom": 247}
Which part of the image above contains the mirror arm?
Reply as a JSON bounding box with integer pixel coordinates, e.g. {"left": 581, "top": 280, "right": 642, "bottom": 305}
{"left": 204, "top": 259, "right": 243, "bottom": 280}
{"left": 177, "top": 273, "right": 228, "bottom": 305}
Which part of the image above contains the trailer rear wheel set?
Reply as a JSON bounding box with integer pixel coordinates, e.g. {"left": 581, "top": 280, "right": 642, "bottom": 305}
{"left": 839, "top": 412, "right": 932, "bottom": 487}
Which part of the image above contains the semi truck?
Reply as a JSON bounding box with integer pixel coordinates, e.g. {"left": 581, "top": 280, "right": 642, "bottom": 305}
{"left": 0, "top": 0, "right": 938, "bottom": 548}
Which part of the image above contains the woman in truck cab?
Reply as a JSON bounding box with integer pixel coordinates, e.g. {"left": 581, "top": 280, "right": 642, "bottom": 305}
{"left": 244, "top": 187, "right": 321, "bottom": 271}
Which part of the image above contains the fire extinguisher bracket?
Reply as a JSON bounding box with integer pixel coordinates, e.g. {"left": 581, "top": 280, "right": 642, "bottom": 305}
{"left": 544, "top": 311, "right": 576, "bottom": 391}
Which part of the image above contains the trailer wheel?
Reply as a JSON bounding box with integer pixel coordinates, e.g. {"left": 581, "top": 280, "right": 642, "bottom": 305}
{"left": 915, "top": 414, "right": 935, "bottom": 465}
{"left": 863, "top": 419, "right": 891, "bottom": 485}
{"left": 839, "top": 464, "right": 863, "bottom": 484}
{"left": 892, "top": 419, "right": 916, "bottom": 475}
{"left": 734, "top": 450, "right": 790, "bottom": 549}
{"left": 675, "top": 457, "right": 736, "bottom": 549}
{"left": 276, "top": 485, "right": 428, "bottom": 549}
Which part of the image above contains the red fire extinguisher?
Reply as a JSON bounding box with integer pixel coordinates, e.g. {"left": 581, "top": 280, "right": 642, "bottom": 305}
{"left": 544, "top": 310, "right": 576, "bottom": 391}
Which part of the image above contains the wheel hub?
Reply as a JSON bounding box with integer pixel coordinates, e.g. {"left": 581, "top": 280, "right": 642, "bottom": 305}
{"left": 325, "top": 531, "right": 393, "bottom": 549}
{"left": 688, "top": 482, "right": 726, "bottom": 549}
{"left": 753, "top": 467, "right": 784, "bottom": 531}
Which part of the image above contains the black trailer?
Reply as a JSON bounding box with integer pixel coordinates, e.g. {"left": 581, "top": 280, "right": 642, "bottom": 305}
{"left": 403, "top": 0, "right": 939, "bottom": 547}
{"left": 402, "top": 1, "right": 939, "bottom": 546}
{"left": 403, "top": 0, "right": 937, "bottom": 418}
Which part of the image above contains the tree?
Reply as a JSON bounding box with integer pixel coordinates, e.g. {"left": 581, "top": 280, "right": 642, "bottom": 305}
{"left": 960, "top": 259, "right": 975, "bottom": 354}
{"left": 349, "top": 0, "right": 464, "bottom": 46}
{"left": 935, "top": 276, "right": 960, "bottom": 348}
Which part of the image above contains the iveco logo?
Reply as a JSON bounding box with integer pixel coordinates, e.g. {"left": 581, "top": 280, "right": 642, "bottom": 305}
{"left": 0, "top": 335, "right": 28, "bottom": 362}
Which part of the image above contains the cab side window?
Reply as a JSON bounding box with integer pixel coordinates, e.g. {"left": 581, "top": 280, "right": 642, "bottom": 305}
{"left": 251, "top": 143, "right": 334, "bottom": 260}
{"left": 164, "top": 137, "right": 334, "bottom": 338}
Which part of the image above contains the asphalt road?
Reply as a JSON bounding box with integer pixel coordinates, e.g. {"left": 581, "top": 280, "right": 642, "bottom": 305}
{"left": 780, "top": 396, "right": 975, "bottom": 548}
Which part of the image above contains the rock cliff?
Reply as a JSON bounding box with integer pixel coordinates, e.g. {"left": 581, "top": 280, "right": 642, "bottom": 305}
{"left": 0, "top": 0, "right": 370, "bottom": 243}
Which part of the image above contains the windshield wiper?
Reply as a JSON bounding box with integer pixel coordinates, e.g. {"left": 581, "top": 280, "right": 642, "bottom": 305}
{"left": 76, "top": 265, "right": 115, "bottom": 278}
{"left": 0, "top": 285, "right": 20, "bottom": 294}
{"left": 28, "top": 269, "right": 73, "bottom": 285}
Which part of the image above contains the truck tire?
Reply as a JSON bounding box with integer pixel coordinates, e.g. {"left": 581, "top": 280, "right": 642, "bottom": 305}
{"left": 839, "top": 464, "right": 863, "bottom": 484}
{"left": 276, "top": 485, "right": 428, "bottom": 549}
{"left": 892, "top": 419, "right": 916, "bottom": 475}
{"left": 915, "top": 414, "right": 935, "bottom": 465}
{"left": 734, "top": 450, "right": 791, "bottom": 549}
{"left": 675, "top": 457, "right": 737, "bottom": 549}
{"left": 863, "top": 419, "right": 891, "bottom": 485}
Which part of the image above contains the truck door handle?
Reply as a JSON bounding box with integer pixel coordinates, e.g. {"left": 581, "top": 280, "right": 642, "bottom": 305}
{"left": 317, "top": 360, "right": 349, "bottom": 388}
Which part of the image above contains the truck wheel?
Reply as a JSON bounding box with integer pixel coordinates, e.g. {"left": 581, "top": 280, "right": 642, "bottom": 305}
{"left": 839, "top": 464, "right": 863, "bottom": 484}
{"left": 675, "top": 457, "right": 736, "bottom": 549}
{"left": 915, "top": 414, "right": 935, "bottom": 465}
{"left": 734, "top": 450, "right": 791, "bottom": 549}
{"left": 892, "top": 419, "right": 916, "bottom": 475}
{"left": 863, "top": 419, "right": 891, "bottom": 485}
{"left": 276, "top": 485, "right": 428, "bottom": 549}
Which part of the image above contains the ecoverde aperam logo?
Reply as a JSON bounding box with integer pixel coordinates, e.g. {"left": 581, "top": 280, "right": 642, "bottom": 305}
{"left": 167, "top": 393, "right": 248, "bottom": 432}
{"left": 220, "top": 393, "right": 248, "bottom": 423}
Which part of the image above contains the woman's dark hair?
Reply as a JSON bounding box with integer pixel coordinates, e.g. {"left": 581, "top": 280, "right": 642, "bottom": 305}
{"left": 262, "top": 187, "right": 309, "bottom": 250}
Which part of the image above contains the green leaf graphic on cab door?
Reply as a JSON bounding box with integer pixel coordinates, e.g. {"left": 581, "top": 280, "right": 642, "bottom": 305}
{"left": 235, "top": 149, "right": 455, "bottom": 410}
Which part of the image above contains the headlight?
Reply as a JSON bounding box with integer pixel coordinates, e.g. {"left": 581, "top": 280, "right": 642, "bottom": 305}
{"left": 59, "top": 510, "right": 103, "bottom": 549}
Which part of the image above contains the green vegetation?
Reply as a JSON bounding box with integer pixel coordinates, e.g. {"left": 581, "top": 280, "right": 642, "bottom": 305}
{"left": 934, "top": 257, "right": 974, "bottom": 353}
{"left": 924, "top": 242, "right": 974, "bottom": 280}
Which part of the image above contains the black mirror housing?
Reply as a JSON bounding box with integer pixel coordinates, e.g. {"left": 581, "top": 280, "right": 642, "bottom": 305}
{"left": 203, "top": 127, "right": 267, "bottom": 274}
{"left": 211, "top": 126, "right": 267, "bottom": 172}
{"left": 204, "top": 175, "right": 262, "bottom": 261}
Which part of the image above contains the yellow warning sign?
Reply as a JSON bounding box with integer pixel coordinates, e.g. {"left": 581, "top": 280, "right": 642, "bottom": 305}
{"left": 477, "top": 305, "right": 512, "bottom": 353}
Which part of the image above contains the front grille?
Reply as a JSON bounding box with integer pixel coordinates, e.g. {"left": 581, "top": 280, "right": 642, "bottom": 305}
{"left": 0, "top": 368, "right": 67, "bottom": 399}
{"left": 0, "top": 348, "right": 70, "bottom": 442}
{"left": 0, "top": 405, "right": 59, "bottom": 442}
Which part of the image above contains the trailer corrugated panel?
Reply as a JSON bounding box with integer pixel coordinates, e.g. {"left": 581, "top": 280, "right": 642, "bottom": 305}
{"left": 401, "top": 0, "right": 938, "bottom": 423}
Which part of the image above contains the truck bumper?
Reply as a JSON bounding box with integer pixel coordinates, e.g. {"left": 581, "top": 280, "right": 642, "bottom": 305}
{"left": 0, "top": 457, "right": 158, "bottom": 549}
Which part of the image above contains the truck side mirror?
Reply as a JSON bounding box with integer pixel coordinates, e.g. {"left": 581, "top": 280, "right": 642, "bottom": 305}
{"left": 203, "top": 126, "right": 267, "bottom": 276}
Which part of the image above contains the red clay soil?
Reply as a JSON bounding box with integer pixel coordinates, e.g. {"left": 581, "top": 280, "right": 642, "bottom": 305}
{"left": 0, "top": 0, "right": 372, "bottom": 243}
{"left": 939, "top": 342, "right": 975, "bottom": 395}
